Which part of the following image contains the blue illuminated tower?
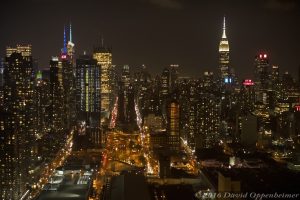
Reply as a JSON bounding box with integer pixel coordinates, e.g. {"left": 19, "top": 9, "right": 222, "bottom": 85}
{"left": 62, "top": 26, "right": 67, "bottom": 54}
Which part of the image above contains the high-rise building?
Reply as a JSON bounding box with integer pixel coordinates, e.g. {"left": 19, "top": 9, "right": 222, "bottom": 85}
{"left": 49, "top": 57, "right": 64, "bottom": 131}
{"left": 187, "top": 80, "right": 198, "bottom": 151}
{"left": 195, "top": 93, "right": 220, "bottom": 149}
{"left": 271, "top": 65, "right": 279, "bottom": 83}
{"left": 169, "top": 64, "right": 179, "bottom": 90}
{"left": 121, "top": 65, "right": 131, "bottom": 117}
{"left": 62, "top": 55, "right": 76, "bottom": 129}
{"left": 166, "top": 93, "right": 180, "bottom": 151}
{"left": 93, "top": 39, "right": 114, "bottom": 120}
{"left": 1, "top": 49, "right": 35, "bottom": 199}
{"left": 219, "top": 17, "right": 231, "bottom": 84}
{"left": 133, "top": 65, "right": 152, "bottom": 118}
{"left": 254, "top": 53, "right": 270, "bottom": 90}
{"left": 241, "top": 113, "right": 258, "bottom": 148}
{"left": 282, "top": 72, "right": 295, "bottom": 91}
{"left": 160, "top": 67, "right": 170, "bottom": 97}
{"left": 53, "top": 25, "right": 76, "bottom": 130}
{"left": 121, "top": 65, "right": 131, "bottom": 90}
{"left": 238, "top": 79, "right": 256, "bottom": 114}
{"left": 49, "top": 25, "right": 76, "bottom": 131}
{"left": 76, "top": 54, "right": 100, "bottom": 114}
{"left": 6, "top": 44, "right": 32, "bottom": 57}
{"left": 34, "top": 71, "right": 50, "bottom": 137}
{"left": 116, "top": 81, "right": 126, "bottom": 124}
{"left": 75, "top": 54, "right": 101, "bottom": 148}
{"left": 203, "top": 71, "right": 214, "bottom": 89}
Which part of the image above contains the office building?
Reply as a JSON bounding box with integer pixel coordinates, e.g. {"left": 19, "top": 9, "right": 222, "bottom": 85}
{"left": 93, "top": 39, "right": 114, "bottom": 119}
{"left": 49, "top": 57, "right": 64, "bottom": 131}
{"left": 75, "top": 54, "right": 101, "bottom": 148}
{"left": 238, "top": 79, "right": 256, "bottom": 113}
{"left": 254, "top": 53, "right": 270, "bottom": 90}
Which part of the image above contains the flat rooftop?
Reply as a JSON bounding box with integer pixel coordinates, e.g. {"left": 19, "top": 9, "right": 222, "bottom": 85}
{"left": 37, "top": 174, "right": 90, "bottom": 200}
{"left": 110, "top": 174, "right": 151, "bottom": 200}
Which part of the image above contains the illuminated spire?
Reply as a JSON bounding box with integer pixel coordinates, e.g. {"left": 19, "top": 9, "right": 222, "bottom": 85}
{"left": 63, "top": 25, "right": 67, "bottom": 53}
{"left": 69, "top": 23, "right": 72, "bottom": 43}
{"left": 222, "top": 16, "right": 227, "bottom": 39}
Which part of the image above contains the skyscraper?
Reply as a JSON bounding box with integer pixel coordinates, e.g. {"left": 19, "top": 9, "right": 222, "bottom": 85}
{"left": 61, "top": 54, "right": 76, "bottom": 129}
{"left": 133, "top": 65, "right": 152, "bottom": 118}
{"left": 254, "top": 53, "right": 270, "bottom": 90}
{"left": 238, "top": 79, "right": 256, "bottom": 114}
{"left": 195, "top": 93, "right": 220, "bottom": 149}
{"left": 1, "top": 48, "right": 35, "bottom": 199}
{"left": 93, "top": 39, "right": 114, "bottom": 120}
{"left": 121, "top": 65, "right": 131, "bottom": 90}
{"left": 219, "top": 17, "right": 231, "bottom": 84}
{"left": 76, "top": 54, "right": 100, "bottom": 114}
{"left": 34, "top": 71, "right": 50, "bottom": 137}
{"left": 160, "top": 67, "right": 170, "bottom": 97}
{"left": 52, "top": 25, "right": 77, "bottom": 130}
{"left": 166, "top": 93, "right": 180, "bottom": 151}
{"left": 49, "top": 56, "right": 64, "bottom": 131}
{"left": 121, "top": 65, "right": 131, "bottom": 116}
{"left": 75, "top": 54, "right": 101, "bottom": 148}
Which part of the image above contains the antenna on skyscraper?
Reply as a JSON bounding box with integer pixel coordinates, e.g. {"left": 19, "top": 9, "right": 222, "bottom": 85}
{"left": 69, "top": 23, "right": 72, "bottom": 43}
{"left": 63, "top": 25, "right": 67, "bottom": 53}
{"left": 101, "top": 35, "right": 104, "bottom": 48}
{"left": 222, "top": 15, "right": 227, "bottom": 39}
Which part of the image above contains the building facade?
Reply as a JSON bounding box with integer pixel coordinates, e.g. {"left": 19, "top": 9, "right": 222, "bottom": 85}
{"left": 1, "top": 48, "right": 35, "bottom": 199}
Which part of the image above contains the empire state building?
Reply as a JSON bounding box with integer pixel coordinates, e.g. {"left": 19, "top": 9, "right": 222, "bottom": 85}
{"left": 219, "top": 17, "right": 230, "bottom": 83}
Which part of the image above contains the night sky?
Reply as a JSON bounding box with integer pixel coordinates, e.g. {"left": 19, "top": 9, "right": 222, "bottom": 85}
{"left": 1, "top": 0, "right": 300, "bottom": 79}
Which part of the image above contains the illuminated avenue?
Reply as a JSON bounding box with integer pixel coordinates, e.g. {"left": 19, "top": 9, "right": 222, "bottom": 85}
{"left": 1, "top": 3, "right": 300, "bottom": 200}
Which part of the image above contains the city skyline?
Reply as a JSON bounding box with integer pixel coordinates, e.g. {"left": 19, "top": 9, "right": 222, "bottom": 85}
{"left": 1, "top": 1, "right": 300, "bottom": 199}
{"left": 1, "top": 0, "right": 300, "bottom": 78}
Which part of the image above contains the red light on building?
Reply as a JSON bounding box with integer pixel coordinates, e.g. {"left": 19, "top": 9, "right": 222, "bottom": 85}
{"left": 243, "top": 79, "right": 254, "bottom": 86}
{"left": 258, "top": 54, "right": 267, "bottom": 59}
{"left": 61, "top": 54, "right": 67, "bottom": 59}
{"left": 295, "top": 105, "right": 300, "bottom": 112}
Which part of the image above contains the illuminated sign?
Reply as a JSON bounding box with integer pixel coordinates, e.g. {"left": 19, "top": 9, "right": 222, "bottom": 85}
{"left": 295, "top": 105, "right": 300, "bottom": 112}
{"left": 243, "top": 79, "right": 254, "bottom": 86}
